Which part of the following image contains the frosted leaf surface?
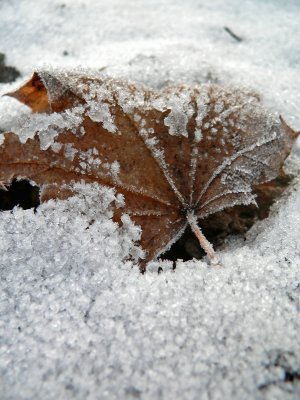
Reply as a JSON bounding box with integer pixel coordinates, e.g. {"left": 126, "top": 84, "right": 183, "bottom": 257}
{"left": 0, "top": 72, "right": 297, "bottom": 265}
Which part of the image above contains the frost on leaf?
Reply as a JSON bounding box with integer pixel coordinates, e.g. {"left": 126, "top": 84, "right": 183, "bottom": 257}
{"left": 0, "top": 71, "right": 297, "bottom": 270}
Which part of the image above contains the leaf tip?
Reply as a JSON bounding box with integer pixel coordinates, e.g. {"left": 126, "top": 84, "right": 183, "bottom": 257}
{"left": 4, "top": 72, "right": 50, "bottom": 113}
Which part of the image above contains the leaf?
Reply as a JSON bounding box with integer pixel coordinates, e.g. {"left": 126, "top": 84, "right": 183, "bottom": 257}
{"left": 0, "top": 71, "right": 297, "bottom": 270}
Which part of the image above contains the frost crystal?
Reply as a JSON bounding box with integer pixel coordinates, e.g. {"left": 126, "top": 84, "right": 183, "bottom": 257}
{"left": 163, "top": 89, "right": 194, "bottom": 137}
{"left": 10, "top": 106, "right": 85, "bottom": 150}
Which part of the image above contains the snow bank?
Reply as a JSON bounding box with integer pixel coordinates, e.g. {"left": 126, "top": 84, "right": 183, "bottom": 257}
{"left": 0, "top": 181, "right": 300, "bottom": 399}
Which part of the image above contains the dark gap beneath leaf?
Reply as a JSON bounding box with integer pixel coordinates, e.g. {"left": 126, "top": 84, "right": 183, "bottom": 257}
{"left": 0, "top": 179, "right": 40, "bottom": 211}
{"left": 162, "top": 207, "right": 252, "bottom": 262}
{"left": 162, "top": 175, "right": 292, "bottom": 262}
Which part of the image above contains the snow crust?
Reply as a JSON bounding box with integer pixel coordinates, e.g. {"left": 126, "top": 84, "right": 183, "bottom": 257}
{"left": 0, "top": 0, "right": 300, "bottom": 399}
{"left": 0, "top": 182, "right": 300, "bottom": 400}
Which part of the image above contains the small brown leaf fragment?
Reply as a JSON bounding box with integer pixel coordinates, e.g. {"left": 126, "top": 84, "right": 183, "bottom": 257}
{"left": 6, "top": 72, "right": 50, "bottom": 113}
{"left": 0, "top": 72, "right": 297, "bottom": 270}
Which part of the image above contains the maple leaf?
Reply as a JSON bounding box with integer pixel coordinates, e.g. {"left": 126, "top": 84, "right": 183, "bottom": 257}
{"left": 0, "top": 71, "right": 297, "bottom": 270}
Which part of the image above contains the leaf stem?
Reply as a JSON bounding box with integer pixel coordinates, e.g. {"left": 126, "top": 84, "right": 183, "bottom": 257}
{"left": 0, "top": 181, "right": 8, "bottom": 191}
{"left": 187, "top": 213, "right": 220, "bottom": 266}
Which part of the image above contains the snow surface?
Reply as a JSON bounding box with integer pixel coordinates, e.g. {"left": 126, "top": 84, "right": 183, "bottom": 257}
{"left": 0, "top": 0, "right": 300, "bottom": 399}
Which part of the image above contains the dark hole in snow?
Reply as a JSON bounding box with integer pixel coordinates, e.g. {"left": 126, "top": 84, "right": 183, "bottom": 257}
{"left": 284, "top": 370, "right": 300, "bottom": 382}
{"left": 125, "top": 386, "right": 142, "bottom": 398}
{"left": 0, "top": 53, "right": 21, "bottom": 83}
{"left": 258, "top": 350, "right": 300, "bottom": 391}
{"left": 0, "top": 179, "right": 40, "bottom": 211}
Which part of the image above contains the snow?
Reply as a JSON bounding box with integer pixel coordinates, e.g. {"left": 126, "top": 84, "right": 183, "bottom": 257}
{"left": 9, "top": 105, "right": 85, "bottom": 149}
{"left": 0, "top": 0, "right": 300, "bottom": 399}
{"left": 0, "top": 183, "right": 300, "bottom": 400}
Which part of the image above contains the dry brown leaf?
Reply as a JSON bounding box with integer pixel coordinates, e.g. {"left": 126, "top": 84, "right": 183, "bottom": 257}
{"left": 0, "top": 71, "right": 297, "bottom": 270}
